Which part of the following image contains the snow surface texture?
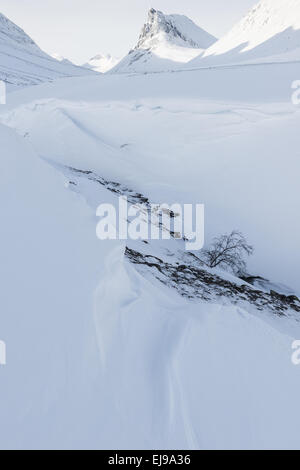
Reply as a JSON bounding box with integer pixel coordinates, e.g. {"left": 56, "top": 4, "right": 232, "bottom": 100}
{"left": 1, "top": 6, "right": 300, "bottom": 450}
{"left": 112, "top": 8, "right": 216, "bottom": 73}
{"left": 190, "top": 0, "right": 300, "bottom": 67}
{"left": 0, "top": 122, "right": 300, "bottom": 449}
{"left": 83, "top": 53, "right": 120, "bottom": 73}
{"left": 0, "top": 13, "right": 96, "bottom": 90}
{"left": 2, "top": 63, "right": 300, "bottom": 295}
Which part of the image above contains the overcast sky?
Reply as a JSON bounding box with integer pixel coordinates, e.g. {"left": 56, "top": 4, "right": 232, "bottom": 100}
{"left": 0, "top": 0, "right": 258, "bottom": 64}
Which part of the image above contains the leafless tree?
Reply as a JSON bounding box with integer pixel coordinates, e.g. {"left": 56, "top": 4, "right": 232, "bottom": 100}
{"left": 202, "top": 230, "right": 254, "bottom": 275}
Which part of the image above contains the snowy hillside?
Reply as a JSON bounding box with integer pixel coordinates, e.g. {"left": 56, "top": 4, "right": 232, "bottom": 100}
{"left": 1, "top": 60, "right": 300, "bottom": 448}
{"left": 83, "top": 53, "right": 120, "bottom": 73}
{"left": 3, "top": 62, "right": 300, "bottom": 295}
{"left": 0, "top": 13, "right": 95, "bottom": 89}
{"left": 1, "top": 2, "right": 300, "bottom": 450}
{"left": 190, "top": 0, "right": 300, "bottom": 67}
{"left": 112, "top": 8, "right": 216, "bottom": 73}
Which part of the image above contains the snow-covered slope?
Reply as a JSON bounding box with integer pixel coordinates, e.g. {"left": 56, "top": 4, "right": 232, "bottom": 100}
{"left": 112, "top": 8, "right": 216, "bottom": 73}
{"left": 1, "top": 39, "right": 300, "bottom": 448}
{"left": 2, "top": 60, "right": 300, "bottom": 294}
{"left": 0, "top": 13, "right": 95, "bottom": 89}
{"left": 51, "top": 53, "right": 74, "bottom": 66}
{"left": 0, "top": 121, "right": 109, "bottom": 448}
{"left": 1, "top": 106, "right": 300, "bottom": 448}
{"left": 190, "top": 0, "right": 300, "bottom": 67}
{"left": 83, "top": 53, "right": 120, "bottom": 73}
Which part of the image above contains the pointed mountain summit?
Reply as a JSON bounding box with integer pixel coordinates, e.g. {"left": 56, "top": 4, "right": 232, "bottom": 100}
{"left": 111, "top": 8, "right": 216, "bottom": 73}
{"left": 0, "top": 12, "right": 96, "bottom": 89}
{"left": 136, "top": 8, "right": 216, "bottom": 50}
{"left": 190, "top": 0, "right": 300, "bottom": 67}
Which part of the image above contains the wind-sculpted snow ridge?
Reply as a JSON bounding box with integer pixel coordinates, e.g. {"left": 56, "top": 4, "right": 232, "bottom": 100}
{"left": 126, "top": 248, "right": 300, "bottom": 316}
{"left": 190, "top": 0, "right": 300, "bottom": 67}
{"left": 111, "top": 8, "right": 216, "bottom": 73}
{"left": 0, "top": 12, "right": 96, "bottom": 89}
{"left": 2, "top": 68, "right": 300, "bottom": 448}
{"left": 62, "top": 164, "right": 300, "bottom": 318}
{"left": 1, "top": 124, "right": 300, "bottom": 450}
{"left": 1, "top": 77, "right": 299, "bottom": 293}
{"left": 67, "top": 165, "right": 150, "bottom": 206}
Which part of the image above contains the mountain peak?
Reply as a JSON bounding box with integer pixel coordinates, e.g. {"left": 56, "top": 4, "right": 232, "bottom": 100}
{"left": 135, "top": 8, "right": 216, "bottom": 50}
{"left": 111, "top": 9, "right": 216, "bottom": 74}
{"left": 191, "top": 0, "right": 300, "bottom": 66}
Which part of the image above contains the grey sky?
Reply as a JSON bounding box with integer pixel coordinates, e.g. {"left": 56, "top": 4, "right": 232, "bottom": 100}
{"left": 0, "top": 0, "right": 258, "bottom": 64}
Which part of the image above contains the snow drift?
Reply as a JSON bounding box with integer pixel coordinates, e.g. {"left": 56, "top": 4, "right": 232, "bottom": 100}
{"left": 1, "top": 119, "right": 300, "bottom": 449}
{"left": 1, "top": 3, "right": 300, "bottom": 451}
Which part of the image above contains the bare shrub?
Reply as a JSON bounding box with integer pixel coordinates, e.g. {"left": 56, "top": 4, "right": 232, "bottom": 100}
{"left": 202, "top": 230, "right": 254, "bottom": 275}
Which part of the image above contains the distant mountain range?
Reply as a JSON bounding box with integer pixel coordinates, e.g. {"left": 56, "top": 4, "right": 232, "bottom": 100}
{"left": 1, "top": 0, "right": 300, "bottom": 87}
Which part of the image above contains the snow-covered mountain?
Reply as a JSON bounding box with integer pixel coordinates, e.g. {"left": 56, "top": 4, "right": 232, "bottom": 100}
{"left": 190, "top": 0, "right": 300, "bottom": 67}
{"left": 0, "top": 13, "right": 95, "bottom": 89}
{"left": 112, "top": 8, "right": 216, "bottom": 73}
{"left": 51, "top": 53, "right": 74, "bottom": 66}
{"left": 82, "top": 53, "right": 120, "bottom": 73}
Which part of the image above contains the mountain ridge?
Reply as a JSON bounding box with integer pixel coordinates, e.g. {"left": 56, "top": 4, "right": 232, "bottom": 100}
{"left": 111, "top": 8, "right": 216, "bottom": 74}
{"left": 190, "top": 0, "right": 300, "bottom": 67}
{"left": 0, "top": 12, "right": 96, "bottom": 89}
